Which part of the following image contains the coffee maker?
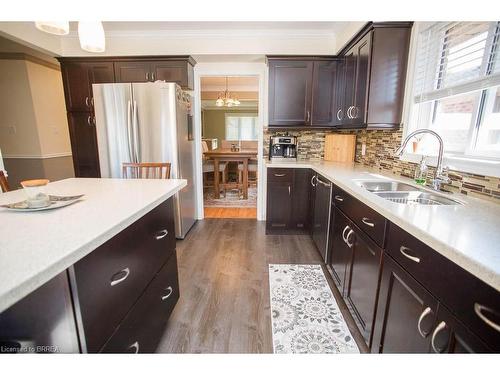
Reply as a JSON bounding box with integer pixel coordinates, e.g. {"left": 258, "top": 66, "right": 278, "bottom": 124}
{"left": 269, "top": 135, "right": 298, "bottom": 160}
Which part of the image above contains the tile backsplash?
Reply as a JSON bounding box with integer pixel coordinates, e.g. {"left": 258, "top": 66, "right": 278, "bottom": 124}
{"left": 264, "top": 128, "right": 500, "bottom": 203}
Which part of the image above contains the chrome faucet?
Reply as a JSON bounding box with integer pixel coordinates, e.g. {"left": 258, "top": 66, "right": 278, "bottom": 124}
{"left": 394, "top": 129, "right": 451, "bottom": 191}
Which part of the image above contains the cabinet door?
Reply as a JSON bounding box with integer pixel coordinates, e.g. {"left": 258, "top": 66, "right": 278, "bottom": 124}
{"left": 311, "top": 175, "right": 332, "bottom": 261}
{"left": 150, "top": 61, "right": 188, "bottom": 87}
{"left": 311, "top": 60, "right": 337, "bottom": 126}
{"left": 87, "top": 62, "right": 115, "bottom": 100}
{"left": 372, "top": 254, "right": 438, "bottom": 353}
{"left": 61, "top": 63, "right": 92, "bottom": 111}
{"left": 351, "top": 33, "right": 372, "bottom": 127}
{"left": 266, "top": 182, "right": 292, "bottom": 231}
{"left": 332, "top": 58, "right": 346, "bottom": 126}
{"left": 340, "top": 50, "right": 357, "bottom": 128}
{"left": 114, "top": 61, "right": 151, "bottom": 82}
{"left": 290, "top": 168, "right": 312, "bottom": 230}
{"left": 430, "top": 305, "right": 491, "bottom": 353}
{"left": 344, "top": 224, "right": 382, "bottom": 347}
{"left": 268, "top": 60, "right": 313, "bottom": 126}
{"left": 328, "top": 207, "right": 353, "bottom": 293}
{"left": 67, "top": 112, "right": 100, "bottom": 177}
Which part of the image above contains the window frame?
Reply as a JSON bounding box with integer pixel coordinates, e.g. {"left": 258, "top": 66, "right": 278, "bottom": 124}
{"left": 224, "top": 112, "right": 258, "bottom": 141}
{"left": 401, "top": 22, "right": 500, "bottom": 178}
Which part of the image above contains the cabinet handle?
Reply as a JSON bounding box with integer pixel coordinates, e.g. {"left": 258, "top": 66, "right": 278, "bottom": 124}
{"left": 274, "top": 173, "right": 286, "bottom": 177}
{"left": 361, "top": 217, "right": 375, "bottom": 227}
{"left": 316, "top": 178, "right": 331, "bottom": 187}
{"left": 306, "top": 110, "right": 310, "bottom": 123}
{"left": 92, "top": 116, "right": 96, "bottom": 126}
{"left": 161, "top": 286, "right": 173, "bottom": 301}
{"left": 345, "top": 229, "right": 355, "bottom": 248}
{"left": 353, "top": 106, "right": 359, "bottom": 119}
{"left": 155, "top": 229, "right": 168, "bottom": 240}
{"left": 85, "top": 96, "right": 90, "bottom": 107}
{"left": 400, "top": 246, "right": 421, "bottom": 263}
{"left": 417, "top": 306, "right": 433, "bottom": 338}
{"left": 474, "top": 303, "right": 500, "bottom": 332}
{"left": 310, "top": 175, "right": 317, "bottom": 187}
{"left": 87, "top": 115, "right": 93, "bottom": 127}
{"left": 151, "top": 72, "right": 155, "bottom": 81}
{"left": 288, "top": 185, "right": 291, "bottom": 195}
{"left": 336, "top": 109, "right": 342, "bottom": 121}
{"left": 128, "top": 341, "right": 140, "bottom": 354}
{"left": 342, "top": 225, "right": 351, "bottom": 242}
{"left": 431, "top": 321, "right": 448, "bottom": 353}
{"left": 334, "top": 195, "right": 344, "bottom": 202}
{"left": 145, "top": 72, "right": 149, "bottom": 81}
{"left": 110, "top": 267, "right": 130, "bottom": 286}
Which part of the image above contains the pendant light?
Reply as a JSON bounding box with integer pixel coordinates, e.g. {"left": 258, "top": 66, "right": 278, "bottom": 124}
{"left": 215, "top": 77, "right": 240, "bottom": 107}
{"left": 78, "top": 22, "right": 106, "bottom": 53}
{"left": 35, "top": 22, "right": 69, "bottom": 35}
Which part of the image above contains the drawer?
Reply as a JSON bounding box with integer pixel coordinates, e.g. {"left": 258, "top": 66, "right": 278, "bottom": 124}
{"left": 386, "top": 223, "right": 500, "bottom": 351}
{"left": 101, "top": 252, "right": 180, "bottom": 353}
{"left": 267, "top": 168, "right": 294, "bottom": 183}
{"left": 71, "top": 199, "right": 176, "bottom": 352}
{"left": 332, "top": 185, "right": 387, "bottom": 247}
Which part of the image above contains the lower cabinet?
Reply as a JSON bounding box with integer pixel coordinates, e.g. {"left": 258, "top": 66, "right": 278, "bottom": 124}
{"left": 67, "top": 112, "right": 100, "bottom": 177}
{"left": 101, "top": 253, "right": 180, "bottom": 353}
{"left": 311, "top": 174, "right": 332, "bottom": 261}
{"left": 328, "top": 207, "right": 352, "bottom": 292}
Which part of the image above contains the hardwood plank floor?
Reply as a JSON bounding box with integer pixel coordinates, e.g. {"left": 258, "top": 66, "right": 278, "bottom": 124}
{"left": 156, "top": 219, "right": 367, "bottom": 353}
{"left": 204, "top": 207, "right": 257, "bottom": 219}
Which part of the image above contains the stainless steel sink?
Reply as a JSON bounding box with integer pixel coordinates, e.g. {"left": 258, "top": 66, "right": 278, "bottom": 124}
{"left": 373, "top": 191, "right": 462, "bottom": 206}
{"left": 356, "top": 179, "right": 462, "bottom": 206}
{"left": 356, "top": 180, "right": 420, "bottom": 192}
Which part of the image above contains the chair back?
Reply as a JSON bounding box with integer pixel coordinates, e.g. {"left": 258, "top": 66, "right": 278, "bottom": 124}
{"left": 122, "top": 162, "right": 171, "bottom": 179}
{"left": 201, "top": 141, "right": 209, "bottom": 153}
{"left": 240, "top": 140, "right": 258, "bottom": 150}
{"left": 0, "top": 170, "right": 10, "bottom": 193}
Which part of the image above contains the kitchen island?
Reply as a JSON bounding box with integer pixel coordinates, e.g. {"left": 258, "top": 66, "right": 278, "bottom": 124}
{"left": 0, "top": 178, "right": 187, "bottom": 353}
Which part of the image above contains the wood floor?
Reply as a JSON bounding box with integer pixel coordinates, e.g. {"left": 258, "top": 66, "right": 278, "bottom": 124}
{"left": 156, "top": 219, "right": 367, "bottom": 353}
{"left": 204, "top": 207, "right": 257, "bottom": 219}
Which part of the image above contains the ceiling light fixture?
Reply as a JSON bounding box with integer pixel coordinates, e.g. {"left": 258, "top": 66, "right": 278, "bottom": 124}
{"left": 78, "top": 21, "right": 106, "bottom": 53}
{"left": 34, "top": 21, "right": 69, "bottom": 35}
{"left": 216, "top": 77, "right": 240, "bottom": 107}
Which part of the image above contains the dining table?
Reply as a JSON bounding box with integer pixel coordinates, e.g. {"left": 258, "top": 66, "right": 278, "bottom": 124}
{"left": 203, "top": 148, "right": 258, "bottom": 200}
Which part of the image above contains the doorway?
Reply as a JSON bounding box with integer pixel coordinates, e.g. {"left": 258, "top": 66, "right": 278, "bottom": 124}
{"left": 199, "top": 75, "right": 259, "bottom": 219}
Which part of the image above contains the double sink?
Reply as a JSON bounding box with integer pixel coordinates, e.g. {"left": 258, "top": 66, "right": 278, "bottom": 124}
{"left": 356, "top": 180, "right": 462, "bottom": 206}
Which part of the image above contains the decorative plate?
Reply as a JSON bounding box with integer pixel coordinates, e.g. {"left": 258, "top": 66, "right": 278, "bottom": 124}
{"left": 0, "top": 194, "right": 84, "bottom": 212}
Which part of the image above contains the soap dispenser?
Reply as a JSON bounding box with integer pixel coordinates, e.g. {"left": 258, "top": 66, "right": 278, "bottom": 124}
{"left": 415, "top": 156, "right": 428, "bottom": 185}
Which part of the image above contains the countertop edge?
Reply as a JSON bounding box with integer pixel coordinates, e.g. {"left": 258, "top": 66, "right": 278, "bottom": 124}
{"left": 265, "top": 162, "right": 499, "bottom": 291}
{"left": 0, "top": 180, "right": 187, "bottom": 313}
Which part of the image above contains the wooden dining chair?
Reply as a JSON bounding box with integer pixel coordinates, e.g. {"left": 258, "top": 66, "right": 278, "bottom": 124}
{"left": 122, "top": 162, "right": 171, "bottom": 179}
{"left": 0, "top": 170, "right": 10, "bottom": 192}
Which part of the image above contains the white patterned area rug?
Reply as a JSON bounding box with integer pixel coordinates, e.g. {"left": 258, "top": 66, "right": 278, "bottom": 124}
{"left": 269, "top": 264, "right": 359, "bottom": 354}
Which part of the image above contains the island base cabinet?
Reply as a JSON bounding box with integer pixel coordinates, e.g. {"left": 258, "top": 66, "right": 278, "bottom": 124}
{"left": 101, "top": 253, "right": 180, "bottom": 353}
{"left": 371, "top": 254, "right": 438, "bottom": 353}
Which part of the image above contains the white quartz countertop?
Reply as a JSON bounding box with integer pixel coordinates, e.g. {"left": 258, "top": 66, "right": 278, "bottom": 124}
{"left": 0, "top": 178, "right": 186, "bottom": 313}
{"left": 266, "top": 159, "right": 500, "bottom": 291}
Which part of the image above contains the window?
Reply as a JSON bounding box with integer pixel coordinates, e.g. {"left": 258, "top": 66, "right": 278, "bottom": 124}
{"left": 225, "top": 113, "right": 258, "bottom": 141}
{"left": 406, "top": 22, "right": 500, "bottom": 165}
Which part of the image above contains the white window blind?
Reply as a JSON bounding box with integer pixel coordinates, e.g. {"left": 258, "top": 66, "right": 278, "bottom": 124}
{"left": 225, "top": 113, "right": 258, "bottom": 141}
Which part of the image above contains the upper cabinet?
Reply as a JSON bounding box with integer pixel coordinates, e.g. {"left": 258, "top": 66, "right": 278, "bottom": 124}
{"left": 267, "top": 22, "right": 412, "bottom": 130}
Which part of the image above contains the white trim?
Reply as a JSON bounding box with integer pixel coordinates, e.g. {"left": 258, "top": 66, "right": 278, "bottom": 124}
{"left": 193, "top": 62, "right": 267, "bottom": 221}
{"left": 2, "top": 152, "right": 72, "bottom": 159}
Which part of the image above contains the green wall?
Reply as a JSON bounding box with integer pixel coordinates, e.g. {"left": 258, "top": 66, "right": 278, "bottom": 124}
{"left": 202, "top": 109, "right": 258, "bottom": 141}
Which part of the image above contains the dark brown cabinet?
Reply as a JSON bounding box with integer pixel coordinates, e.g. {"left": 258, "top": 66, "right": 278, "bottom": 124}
{"left": 311, "top": 60, "right": 337, "bottom": 126}
{"left": 328, "top": 207, "right": 353, "bottom": 292}
{"left": 311, "top": 174, "right": 332, "bottom": 261}
{"left": 268, "top": 59, "right": 314, "bottom": 127}
{"left": 372, "top": 254, "right": 438, "bottom": 353}
{"left": 67, "top": 112, "right": 100, "bottom": 178}
{"left": 266, "top": 168, "right": 313, "bottom": 233}
{"left": 114, "top": 61, "right": 151, "bottom": 83}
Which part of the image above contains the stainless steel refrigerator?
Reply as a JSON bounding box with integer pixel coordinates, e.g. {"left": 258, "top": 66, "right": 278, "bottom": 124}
{"left": 92, "top": 82, "right": 196, "bottom": 239}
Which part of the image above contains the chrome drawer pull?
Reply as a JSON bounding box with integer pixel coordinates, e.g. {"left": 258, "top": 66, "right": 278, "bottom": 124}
{"left": 336, "top": 109, "right": 342, "bottom": 121}
{"left": 155, "top": 229, "right": 168, "bottom": 240}
{"left": 310, "top": 175, "right": 317, "bottom": 187}
{"left": 161, "top": 286, "right": 173, "bottom": 301}
{"left": 85, "top": 96, "right": 90, "bottom": 107}
{"left": 345, "top": 229, "right": 355, "bottom": 248}
{"left": 474, "top": 303, "right": 500, "bottom": 332}
{"left": 334, "top": 195, "right": 344, "bottom": 202}
{"left": 128, "top": 341, "right": 139, "bottom": 354}
{"left": 400, "top": 246, "right": 421, "bottom": 263}
{"left": 361, "top": 217, "right": 375, "bottom": 227}
{"left": 417, "top": 306, "right": 432, "bottom": 338}
{"left": 110, "top": 267, "right": 130, "bottom": 286}
{"left": 431, "top": 321, "right": 448, "bottom": 353}
{"left": 274, "top": 173, "right": 286, "bottom": 177}
{"left": 342, "top": 225, "right": 351, "bottom": 243}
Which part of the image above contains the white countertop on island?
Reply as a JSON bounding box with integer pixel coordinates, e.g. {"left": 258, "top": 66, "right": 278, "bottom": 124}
{"left": 266, "top": 159, "right": 500, "bottom": 292}
{"left": 0, "top": 178, "right": 187, "bottom": 313}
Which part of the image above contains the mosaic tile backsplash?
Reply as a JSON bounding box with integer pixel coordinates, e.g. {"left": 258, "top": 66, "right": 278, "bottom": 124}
{"left": 264, "top": 128, "right": 500, "bottom": 203}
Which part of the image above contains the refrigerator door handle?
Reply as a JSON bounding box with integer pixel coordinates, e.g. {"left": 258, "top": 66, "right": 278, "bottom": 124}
{"left": 126, "top": 100, "right": 135, "bottom": 163}
{"left": 132, "top": 100, "right": 140, "bottom": 163}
